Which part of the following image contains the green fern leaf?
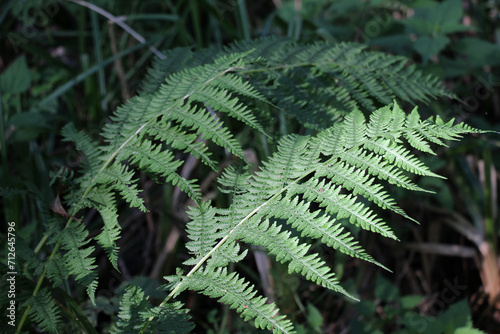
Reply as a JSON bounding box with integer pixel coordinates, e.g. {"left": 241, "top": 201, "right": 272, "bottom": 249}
{"left": 167, "top": 102, "right": 482, "bottom": 334}
{"left": 46, "top": 253, "right": 70, "bottom": 287}
{"left": 61, "top": 123, "right": 101, "bottom": 176}
{"left": 143, "top": 304, "right": 194, "bottom": 334}
{"left": 227, "top": 37, "right": 452, "bottom": 129}
{"left": 59, "top": 221, "right": 98, "bottom": 303}
{"left": 112, "top": 285, "right": 149, "bottom": 334}
{"left": 184, "top": 202, "right": 224, "bottom": 260}
{"left": 364, "top": 138, "right": 444, "bottom": 178}
{"left": 95, "top": 205, "right": 121, "bottom": 270}
{"left": 291, "top": 178, "right": 397, "bottom": 240}
{"left": 316, "top": 160, "right": 412, "bottom": 221}
{"left": 341, "top": 148, "right": 427, "bottom": 192}
{"left": 179, "top": 267, "right": 295, "bottom": 334}
{"left": 94, "top": 163, "right": 146, "bottom": 211}
{"left": 25, "top": 288, "right": 62, "bottom": 334}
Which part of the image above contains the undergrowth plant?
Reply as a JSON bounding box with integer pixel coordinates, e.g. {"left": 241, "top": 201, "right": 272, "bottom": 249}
{"left": 2, "top": 37, "right": 483, "bottom": 333}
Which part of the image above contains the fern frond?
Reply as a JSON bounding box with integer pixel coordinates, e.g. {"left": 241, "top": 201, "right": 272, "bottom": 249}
{"left": 16, "top": 238, "right": 44, "bottom": 276}
{"left": 46, "top": 253, "right": 70, "bottom": 287}
{"left": 340, "top": 148, "right": 427, "bottom": 192}
{"left": 291, "top": 178, "right": 397, "bottom": 240}
{"left": 114, "top": 285, "right": 193, "bottom": 334}
{"left": 164, "top": 102, "right": 246, "bottom": 159}
{"left": 61, "top": 123, "right": 101, "bottom": 176}
{"left": 184, "top": 202, "right": 224, "bottom": 261}
{"left": 94, "top": 162, "right": 146, "bottom": 211}
{"left": 95, "top": 205, "right": 121, "bottom": 270}
{"left": 316, "top": 160, "right": 415, "bottom": 222}
{"left": 143, "top": 304, "right": 194, "bottom": 334}
{"left": 365, "top": 138, "right": 443, "bottom": 178}
{"left": 193, "top": 75, "right": 269, "bottom": 135}
{"left": 205, "top": 241, "right": 249, "bottom": 269}
{"left": 124, "top": 139, "right": 182, "bottom": 177}
{"left": 140, "top": 47, "right": 194, "bottom": 94}
{"left": 26, "top": 288, "right": 62, "bottom": 334}
{"left": 112, "top": 285, "right": 149, "bottom": 333}
{"left": 218, "top": 165, "right": 252, "bottom": 195}
{"left": 165, "top": 102, "right": 481, "bottom": 334}
{"left": 179, "top": 267, "right": 295, "bottom": 334}
{"left": 59, "top": 221, "right": 98, "bottom": 302}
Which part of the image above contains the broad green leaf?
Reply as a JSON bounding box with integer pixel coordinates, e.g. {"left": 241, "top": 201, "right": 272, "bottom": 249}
{"left": 0, "top": 55, "right": 32, "bottom": 94}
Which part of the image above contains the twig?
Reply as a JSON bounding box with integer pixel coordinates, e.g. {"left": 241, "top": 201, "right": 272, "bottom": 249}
{"left": 68, "top": 0, "right": 166, "bottom": 59}
{"left": 108, "top": 22, "right": 131, "bottom": 100}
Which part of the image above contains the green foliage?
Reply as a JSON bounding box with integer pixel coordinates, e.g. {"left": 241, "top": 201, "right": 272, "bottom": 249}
{"left": 7, "top": 35, "right": 483, "bottom": 333}
{"left": 349, "top": 275, "right": 486, "bottom": 334}
{"left": 24, "top": 288, "right": 62, "bottom": 334}
{"left": 2, "top": 1, "right": 493, "bottom": 331}
{"left": 112, "top": 285, "right": 193, "bottom": 334}
{"left": 0, "top": 55, "right": 32, "bottom": 95}
{"left": 401, "top": 0, "right": 469, "bottom": 63}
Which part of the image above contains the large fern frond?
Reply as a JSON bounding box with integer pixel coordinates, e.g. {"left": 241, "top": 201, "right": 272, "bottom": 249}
{"left": 49, "top": 50, "right": 273, "bottom": 303}
{"left": 165, "top": 102, "right": 481, "bottom": 334}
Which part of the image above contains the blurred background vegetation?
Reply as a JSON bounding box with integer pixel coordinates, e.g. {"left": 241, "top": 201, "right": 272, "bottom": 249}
{"left": 1, "top": 0, "right": 499, "bottom": 332}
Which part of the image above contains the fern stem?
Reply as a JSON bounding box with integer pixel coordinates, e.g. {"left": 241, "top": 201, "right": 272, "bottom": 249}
{"left": 16, "top": 306, "right": 31, "bottom": 334}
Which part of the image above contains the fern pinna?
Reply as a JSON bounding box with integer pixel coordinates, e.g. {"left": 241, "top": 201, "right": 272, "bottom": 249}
{"left": 12, "top": 37, "right": 481, "bottom": 333}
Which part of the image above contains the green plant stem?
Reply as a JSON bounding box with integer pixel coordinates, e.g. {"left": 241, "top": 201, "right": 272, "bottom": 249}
{"left": 237, "top": 0, "right": 251, "bottom": 41}
{"left": 189, "top": 0, "right": 203, "bottom": 48}
{"left": 69, "top": 0, "right": 166, "bottom": 59}
{"left": 89, "top": 0, "right": 107, "bottom": 113}
{"left": 119, "top": 13, "right": 178, "bottom": 21}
